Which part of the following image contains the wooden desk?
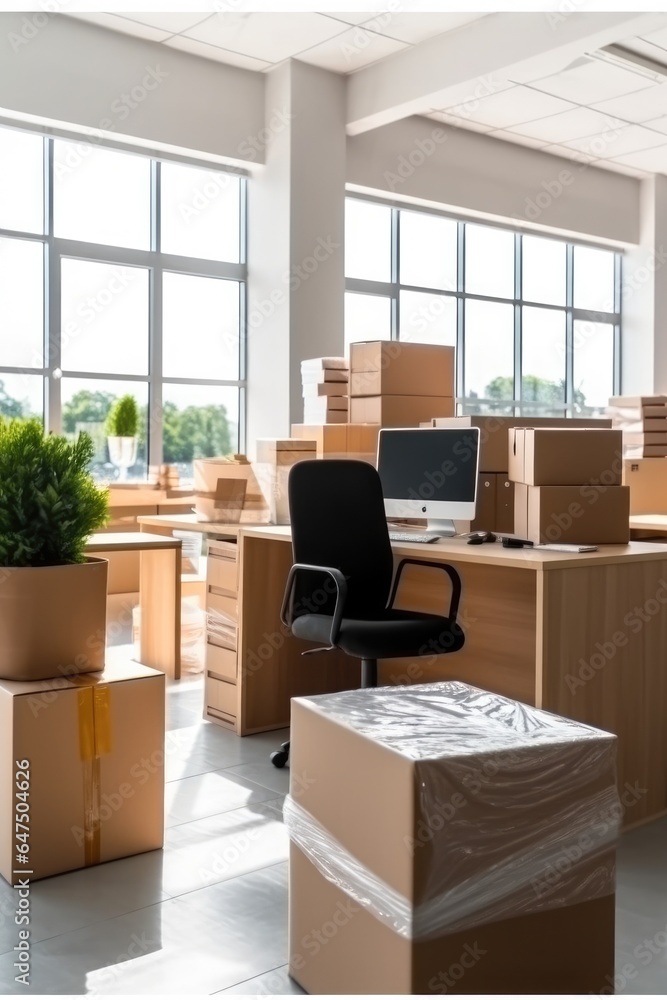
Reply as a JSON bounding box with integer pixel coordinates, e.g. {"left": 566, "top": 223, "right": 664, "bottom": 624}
{"left": 86, "top": 532, "right": 182, "bottom": 679}
{"left": 138, "top": 514, "right": 667, "bottom": 827}
{"left": 630, "top": 514, "right": 667, "bottom": 539}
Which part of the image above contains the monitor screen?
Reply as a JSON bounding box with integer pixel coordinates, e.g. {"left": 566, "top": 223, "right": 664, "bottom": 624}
{"left": 377, "top": 427, "right": 480, "bottom": 532}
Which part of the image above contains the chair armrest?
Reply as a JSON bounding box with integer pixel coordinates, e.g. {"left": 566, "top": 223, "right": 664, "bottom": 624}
{"left": 387, "top": 558, "right": 462, "bottom": 623}
{"left": 280, "top": 563, "right": 348, "bottom": 647}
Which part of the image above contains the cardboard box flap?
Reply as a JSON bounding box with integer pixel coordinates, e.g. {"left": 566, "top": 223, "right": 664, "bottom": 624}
{"left": 0, "top": 661, "right": 161, "bottom": 698}
{"left": 287, "top": 681, "right": 618, "bottom": 938}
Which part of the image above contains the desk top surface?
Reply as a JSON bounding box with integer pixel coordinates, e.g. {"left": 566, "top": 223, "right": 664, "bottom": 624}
{"left": 630, "top": 514, "right": 667, "bottom": 532}
{"left": 137, "top": 513, "right": 667, "bottom": 571}
{"left": 86, "top": 531, "right": 182, "bottom": 551}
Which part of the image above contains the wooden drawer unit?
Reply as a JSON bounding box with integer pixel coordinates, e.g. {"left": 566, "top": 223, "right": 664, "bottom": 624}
{"left": 205, "top": 673, "right": 237, "bottom": 726}
{"left": 206, "top": 639, "right": 237, "bottom": 682}
{"left": 207, "top": 589, "right": 238, "bottom": 649}
{"left": 207, "top": 540, "right": 238, "bottom": 595}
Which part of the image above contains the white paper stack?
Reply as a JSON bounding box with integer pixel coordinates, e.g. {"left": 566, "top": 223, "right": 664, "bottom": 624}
{"left": 301, "top": 357, "right": 349, "bottom": 424}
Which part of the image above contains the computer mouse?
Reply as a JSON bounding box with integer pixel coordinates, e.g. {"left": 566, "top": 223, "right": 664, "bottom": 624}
{"left": 467, "top": 531, "right": 497, "bottom": 545}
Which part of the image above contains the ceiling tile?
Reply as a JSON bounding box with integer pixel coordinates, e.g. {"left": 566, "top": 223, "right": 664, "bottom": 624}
{"left": 560, "top": 123, "right": 667, "bottom": 158}
{"left": 358, "top": 12, "right": 484, "bottom": 45}
{"left": 509, "top": 107, "right": 627, "bottom": 144}
{"left": 527, "top": 56, "right": 652, "bottom": 105}
{"left": 636, "top": 25, "right": 667, "bottom": 53}
{"left": 65, "top": 13, "right": 171, "bottom": 43}
{"left": 592, "top": 83, "right": 667, "bottom": 124}
{"left": 426, "top": 111, "right": 493, "bottom": 133}
{"left": 610, "top": 144, "right": 667, "bottom": 172}
{"left": 319, "top": 12, "right": 382, "bottom": 26}
{"left": 183, "top": 12, "right": 346, "bottom": 64}
{"left": 488, "top": 130, "right": 550, "bottom": 149}
{"left": 296, "top": 27, "right": 407, "bottom": 74}
{"left": 444, "top": 85, "right": 574, "bottom": 129}
{"left": 116, "top": 13, "right": 212, "bottom": 35}
{"left": 164, "top": 35, "right": 271, "bottom": 72}
{"left": 643, "top": 114, "right": 667, "bottom": 135}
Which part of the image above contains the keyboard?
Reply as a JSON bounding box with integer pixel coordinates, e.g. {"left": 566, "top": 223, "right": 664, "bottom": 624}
{"left": 389, "top": 532, "right": 439, "bottom": 544}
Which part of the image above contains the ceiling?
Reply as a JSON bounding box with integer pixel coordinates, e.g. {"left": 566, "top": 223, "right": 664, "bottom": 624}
{"left": 67, "top": 11, "right": 667, "bottom": 179}
{"left": 67, "top": 11, "right": 484, "bottom": 74}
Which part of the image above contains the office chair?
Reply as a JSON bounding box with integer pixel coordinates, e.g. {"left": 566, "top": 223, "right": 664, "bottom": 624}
{"left": 270, "top": 459, "right": 465, "bottom": 767}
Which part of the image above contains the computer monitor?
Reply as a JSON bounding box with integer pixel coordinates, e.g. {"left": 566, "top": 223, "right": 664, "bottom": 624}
{"left": 377, "top": 427, "right": 480, "bottom": 536}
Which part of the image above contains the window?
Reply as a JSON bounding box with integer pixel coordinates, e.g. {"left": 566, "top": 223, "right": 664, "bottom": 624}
{"left": 345, "top": 197, "right": 621, "bottom": 416}
{"left": 0, "top": 126, "right": 246, "bottom": 482}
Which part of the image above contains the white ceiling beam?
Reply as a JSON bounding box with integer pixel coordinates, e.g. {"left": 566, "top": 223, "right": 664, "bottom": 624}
{"left": 346, "top": 11, "right": 667, "bottom": 134}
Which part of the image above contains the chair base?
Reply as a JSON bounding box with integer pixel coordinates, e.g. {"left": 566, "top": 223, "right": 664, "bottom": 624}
{"left": 270, "top": 657, "right": 378, "bottom": 767}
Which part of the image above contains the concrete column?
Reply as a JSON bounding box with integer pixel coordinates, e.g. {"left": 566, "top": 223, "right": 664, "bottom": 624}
{"left": 622, "top": 175, "right": 667, "bottom": 394}
{"left": 246, "top": 60, "right": 346, "bottom": 454}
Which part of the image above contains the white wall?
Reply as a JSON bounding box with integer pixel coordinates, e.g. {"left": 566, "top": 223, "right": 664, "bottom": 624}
{"left": 0, "top": 13, "right": 264, "bottom": 165}
{"left": 246, "top": 61, "right": 346, "bottom": 450}
{"left": 347, "top": 116, "right": 640, "bottom": 246}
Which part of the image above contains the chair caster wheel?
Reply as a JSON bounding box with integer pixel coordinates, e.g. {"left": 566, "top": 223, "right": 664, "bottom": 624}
{"left": 271, "top": 750, "right": 288, "bottom": 769}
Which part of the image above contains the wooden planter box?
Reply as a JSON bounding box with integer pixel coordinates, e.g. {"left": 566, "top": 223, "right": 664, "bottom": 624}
{"left": 0, "top": 557, "right": 108, "bottom": 681}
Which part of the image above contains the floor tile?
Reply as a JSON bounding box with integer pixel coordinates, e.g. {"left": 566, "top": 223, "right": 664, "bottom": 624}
{"left": 224, "top": 761, "right": 291, "bottom": 797}
{"left": 218, "top": 964, "right": 305, "bottom": 994}
{"left": 165, "top": 768, "right": 279, "bottom": 828}
{"left": 0, "top": 865, "right": 288, "bottom": 995}
{"left": 161, "top": 799, "right": 288, "bottom": 897}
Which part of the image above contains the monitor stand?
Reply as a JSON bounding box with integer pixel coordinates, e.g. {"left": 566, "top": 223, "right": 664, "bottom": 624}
{"left": 426, "top": 518, "right": 456, "bottom": 537}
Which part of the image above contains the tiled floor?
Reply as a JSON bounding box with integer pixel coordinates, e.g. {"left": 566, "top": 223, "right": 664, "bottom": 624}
{"left": 0, "top": 669, "right": 666, "bottom": 995}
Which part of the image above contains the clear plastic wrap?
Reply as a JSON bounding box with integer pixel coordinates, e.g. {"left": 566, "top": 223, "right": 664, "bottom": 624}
{"left": 284, "top": 680, "right": 619, "bottom": 941}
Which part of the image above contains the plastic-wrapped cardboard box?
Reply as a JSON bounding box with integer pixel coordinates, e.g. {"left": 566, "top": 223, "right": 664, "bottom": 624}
{"left": 349, "top": 341, "right": 454, "bottom": 397}
{"left": 285, "top": 681, "right": 618, "bottom": 995}
{"left": 623, "top": 457, "right": 667, "bottom": 513}
{"left": 0, "top": 661, "right": 164, "bottom": 886}
{"left": 508, "top": 428, "right": 622, "bottom": 486}
{"left": 514, "top": 482, "right": 630, "bottom": 544}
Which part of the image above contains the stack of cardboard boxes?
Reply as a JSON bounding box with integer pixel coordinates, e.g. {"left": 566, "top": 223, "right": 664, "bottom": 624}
{"left": 255, "top": 438, "right": 317, "bottom": 524}
{"left": 607, "top": 395, "right": 667, "bottom": 516}
{"left": 509, "top": 427, "right": 629, "bottom": 544}
{"left": 349, "top": 341, "right": 455, "bottom": 426}
{"left": 301, "top": 357, "right": 349, "bottom": 424}
{"left": 290, "top": 423, "right": 380, "bottom": 466}
{"left": 422, "top": 415, "right": 614, "bottom": 533}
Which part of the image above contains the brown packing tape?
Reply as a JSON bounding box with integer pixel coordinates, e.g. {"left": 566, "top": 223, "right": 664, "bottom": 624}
{"left": 75, "top": 681, "right": 112, "bottom": 868}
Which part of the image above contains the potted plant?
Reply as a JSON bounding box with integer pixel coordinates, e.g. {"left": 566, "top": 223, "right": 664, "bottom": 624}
{"left": 106, "top": 394, "right": 139, "bottom": 480}
{"left": 0, "top": 418, "right": 110, "bottom": 681}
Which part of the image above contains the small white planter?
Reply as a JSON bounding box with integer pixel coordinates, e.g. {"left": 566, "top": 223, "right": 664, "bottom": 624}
{"left": 107, "top": 436, "right": 138, "bottom": 479}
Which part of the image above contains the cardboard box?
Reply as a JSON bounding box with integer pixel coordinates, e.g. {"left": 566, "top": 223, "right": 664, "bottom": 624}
{"left": 0, "top": 661, "right": 164, "bottom": 886}
{"left": 609, "top": 405, "right": 667, "bottom": 419}
{"left": 514, "top": 483, "right": 630, "bottom": 544}
{"left": 290, "top": 423, "right": 380, "bottom": 461}
{"left": 625, "top": 445, "right": 667, "bottom": 458}
{"left": 350, "top": 395, "right": 454, "bottom": 427}
{"left": 427, "top": 416, "right": 613, "bottom": 472}
{"left": 615, "top": 418, "right": 667, "bottom": 432}
{"left": 470, "top": 474, "right": 496, "bottom": 531}
{"left": 255, "top": 439, "right": 317, "bottom": 524}
{"left": 302, "top": 382, "right": 348, "bottom": 397}
{"left": 286, "top": 681, "right": 617, "bottom": 995}
{"left": 508, "top": 428, "right": 623, "bottom": 486}
{"left": 623, "top": 458, "right": 667, "bottom": 514}
{"left": 496, "top": 476, "right": 514, "bottom": 533}
{"left": 349, "top": 341, "right": 455, "bottom": 397}
{"left": 194, "top": 457, "right": 269, "bottom": 523}
{"left": 609, "top": 395, "right": 667, "bottom": 407}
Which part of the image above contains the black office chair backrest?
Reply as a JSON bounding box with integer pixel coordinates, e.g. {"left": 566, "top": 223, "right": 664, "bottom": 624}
{"left": 288, "top": 460, "right": 394, "bottom": 619}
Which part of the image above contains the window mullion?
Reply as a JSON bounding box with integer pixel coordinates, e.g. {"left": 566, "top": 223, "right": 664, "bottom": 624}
{"left": 565, "top": 244, "right": 575, "bottom": 416}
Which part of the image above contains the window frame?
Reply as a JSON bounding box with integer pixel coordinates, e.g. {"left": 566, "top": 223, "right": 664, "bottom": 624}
{"left": 0, "top": 128, "right": 247, "bottom": 471}
{"left": 345, "top": 193, "right": 622, "bottom": 416}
